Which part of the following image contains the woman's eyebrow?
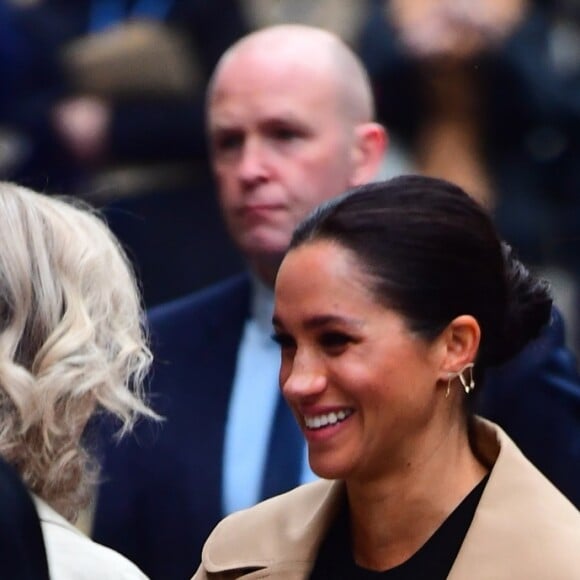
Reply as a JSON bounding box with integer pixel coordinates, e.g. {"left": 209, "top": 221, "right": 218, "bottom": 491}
{"left": 272, "top": 314, "right": 363, "bottom": 330}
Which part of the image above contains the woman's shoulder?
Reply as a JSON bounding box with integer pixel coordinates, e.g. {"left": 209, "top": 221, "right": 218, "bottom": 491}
{"left": 34, "top": 497, "right": 148, "bottom": 580}
{"left": 199, "top": 480, "right": 341, "bottom": 576}
{"left": 212, "top": 479, "right": 337, "bottom": 539}
{"left": 477, "top": 418, "right": 578, "bottom": 517}
{"left": 452, "top": 419, "right": 580, "bottom": 579}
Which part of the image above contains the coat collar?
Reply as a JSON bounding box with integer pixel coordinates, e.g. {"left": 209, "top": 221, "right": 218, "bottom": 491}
{"left": 33, "top": 495, "right": 84, "bottom": 537}
{"left": 201, "top": 478, "right": 344, "bottom": 576}
{"left": 200, "top": 419, "right": 580, "bottom": 579}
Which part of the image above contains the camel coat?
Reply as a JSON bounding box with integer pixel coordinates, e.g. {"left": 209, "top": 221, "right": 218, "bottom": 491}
{"left": 193, "top": 419, "right": 580, "bottom": 579}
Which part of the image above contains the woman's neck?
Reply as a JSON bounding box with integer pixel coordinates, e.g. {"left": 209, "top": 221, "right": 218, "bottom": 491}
{"left": 346, "top": 422, "right": 488, "bottom": 571}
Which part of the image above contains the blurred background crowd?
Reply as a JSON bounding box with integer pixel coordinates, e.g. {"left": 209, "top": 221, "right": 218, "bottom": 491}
{"left": 1, "top": 0, "right": 580, "bottom": 351}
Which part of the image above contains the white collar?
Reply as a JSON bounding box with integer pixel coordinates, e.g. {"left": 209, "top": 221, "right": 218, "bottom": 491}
{"left": 249, "top": 276, "right": 275, "bottom": 337}
{"left": 32, "top": 494, "right": 83, "bottom": 536}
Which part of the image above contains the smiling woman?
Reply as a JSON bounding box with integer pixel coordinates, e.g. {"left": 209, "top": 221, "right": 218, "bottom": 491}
{"left": 273, "top": 241, "right": 455, "bottom": 484}
{"left": 193, "top": 175, "right": 580, "bottom": 580}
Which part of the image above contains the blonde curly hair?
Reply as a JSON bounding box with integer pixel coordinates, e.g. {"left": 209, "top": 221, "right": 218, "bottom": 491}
{"left": 0, "top": 182, "right": 159, "bottom": 521}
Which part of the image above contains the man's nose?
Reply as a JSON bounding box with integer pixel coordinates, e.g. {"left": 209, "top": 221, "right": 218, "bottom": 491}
{"left": 237, "top": 137, "right": 269, "bottom": 186}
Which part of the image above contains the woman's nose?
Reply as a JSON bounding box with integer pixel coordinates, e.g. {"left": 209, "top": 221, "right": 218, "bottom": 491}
{"left": 281, "top": 355, "right": 327, "bottom": 401}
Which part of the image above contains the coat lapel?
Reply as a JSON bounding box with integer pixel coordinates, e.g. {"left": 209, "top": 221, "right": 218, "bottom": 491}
{"left": 449, "top": 420, "right": 580, "bottom": 579}
{"left": 200, "top": 480, "right": 343, "bottom": 578}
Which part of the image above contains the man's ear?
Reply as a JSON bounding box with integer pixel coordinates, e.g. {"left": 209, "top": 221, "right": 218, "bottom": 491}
{"left": 438, "top": 315, "right": 481, "bottom": 380}
{"left": 350, "top": 122, "right": 388, "bottom": 186}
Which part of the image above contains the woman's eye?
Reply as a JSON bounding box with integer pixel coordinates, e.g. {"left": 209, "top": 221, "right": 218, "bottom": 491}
{"left": 319, "top": 332, "right": 351, "bottom": 350}
{"left": 271, "top": 333, "right": 295, "bottom": 350}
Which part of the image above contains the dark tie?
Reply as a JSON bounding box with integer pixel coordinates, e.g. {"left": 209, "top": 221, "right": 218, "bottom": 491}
{"left": 259, "top": 392, "right": 304, "bottom": 500}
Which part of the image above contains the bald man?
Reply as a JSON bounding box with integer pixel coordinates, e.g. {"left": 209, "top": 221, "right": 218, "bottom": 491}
{"left": 207, "top": 26, "right": 385, "bottom": 288}
{"left": 92, "top": 24, "right": 580, "bottom": 580}
{"left": 92, "top": 26, "right": 385, "bottom": 580}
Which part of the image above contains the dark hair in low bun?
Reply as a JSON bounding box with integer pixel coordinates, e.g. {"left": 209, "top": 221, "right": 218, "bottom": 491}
{"left": 492, "top": 243, "right": 552, "bottom": 366}
{"left": 290, "top": 175, "right": 553, "bottom": 382}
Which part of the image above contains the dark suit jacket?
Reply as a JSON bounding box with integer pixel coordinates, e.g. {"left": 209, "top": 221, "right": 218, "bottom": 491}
{"left": 93, "top": 275, "right": 250, "bottom": 580}
{"left": 0, "top": 459, "right": 50, "bottom": 579}
{"left": 93, "top": 274, "right": 580, "bottom": 580}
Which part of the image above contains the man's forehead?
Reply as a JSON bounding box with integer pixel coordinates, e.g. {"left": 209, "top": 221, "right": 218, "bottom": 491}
{"left": 212, "top": 48, "right": 337, "bottom": 95}
{"left": 208, "top": 25, "right": 374, "bottom": 124}
{"left": 208, "top": 62, "right": 342, "bottom": 125}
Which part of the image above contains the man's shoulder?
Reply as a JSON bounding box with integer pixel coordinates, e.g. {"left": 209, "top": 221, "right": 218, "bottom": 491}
{"left": 145, "top": 274, "right": 251, "bottom": 387}
{"left": 148, "top": 274, "right": 250, "bottom": 329}
{"left": 482, "top": 305, "right": 578, "bottom": 393}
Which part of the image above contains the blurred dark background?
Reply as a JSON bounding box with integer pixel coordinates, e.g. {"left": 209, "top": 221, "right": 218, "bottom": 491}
{"left": 1, "top": 0, "right": 579, "bottom": 351}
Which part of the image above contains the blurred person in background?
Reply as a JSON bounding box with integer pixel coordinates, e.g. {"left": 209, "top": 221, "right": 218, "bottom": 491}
{"left": 0, "top": 0, "right": 249, "bottom": 306}
{"left": 2, "top": 0, "right": 248, "bottom": 193}
{"left": 359, "top": 0, "right": 580, "bottom": 347}
{"left": 4, "top": 0, "right": 580, "bottom": 313}
{"left": 0, "top": 181, "right": 159, "bottom": 578}
{"left": 93, "top": 25, "right": 580, "bottom": 580}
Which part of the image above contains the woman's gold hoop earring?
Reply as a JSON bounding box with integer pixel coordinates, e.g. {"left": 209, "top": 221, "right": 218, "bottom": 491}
{"left": 445, "top": 363, "right": 475, "bottom": 398}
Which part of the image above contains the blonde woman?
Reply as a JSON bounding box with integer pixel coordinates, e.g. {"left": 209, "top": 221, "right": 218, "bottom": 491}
{"left": 0, "top": 182, "right": 159, "bottom": 579}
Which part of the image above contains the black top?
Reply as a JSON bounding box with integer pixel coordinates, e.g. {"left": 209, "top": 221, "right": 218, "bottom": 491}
{"left": 309, "top": 475, "right": 489, "bottom": 580}
{"left": 0, "top": 458, "right": 50, "bottom": 579}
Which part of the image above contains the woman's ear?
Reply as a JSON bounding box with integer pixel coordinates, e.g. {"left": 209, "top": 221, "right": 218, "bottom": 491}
{"left": 438, "top": 315, "right": 481, "bottom": 381}
{"left": 350, "top": 122, "right": 388, "bottom": 185}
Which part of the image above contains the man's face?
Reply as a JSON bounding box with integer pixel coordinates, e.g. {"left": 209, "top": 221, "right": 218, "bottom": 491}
{"left": 208, "top": 52, "right": 360, "bottom": 267}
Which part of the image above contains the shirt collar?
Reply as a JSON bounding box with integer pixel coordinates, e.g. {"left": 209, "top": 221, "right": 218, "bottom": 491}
{"left": 250, "top": 276, "right": 275, "bottom": 337}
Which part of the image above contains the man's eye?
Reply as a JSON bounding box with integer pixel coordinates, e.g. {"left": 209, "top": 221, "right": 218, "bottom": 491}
{"left": 271, "top": 127, "right": 300, "bottom": 141}
{"left": 214, "top": 133, "right": 243, "bottom": 152}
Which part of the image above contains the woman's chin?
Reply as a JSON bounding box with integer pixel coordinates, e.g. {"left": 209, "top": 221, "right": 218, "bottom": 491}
{"left": 308, "top": 454, "right": 353, "bottom": 481}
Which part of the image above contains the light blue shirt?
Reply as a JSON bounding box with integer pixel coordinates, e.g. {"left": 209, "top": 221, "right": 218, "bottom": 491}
{"left": 222, "top": 278, "right": 316, "bottom": 515}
